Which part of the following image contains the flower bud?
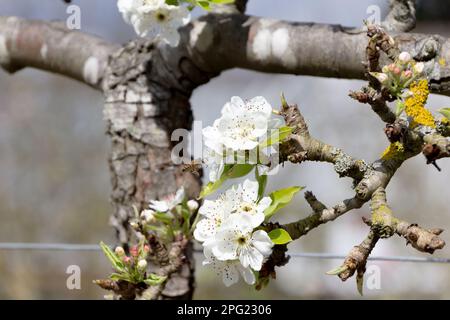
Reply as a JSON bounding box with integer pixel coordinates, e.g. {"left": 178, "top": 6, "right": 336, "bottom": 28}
{"left": 382, "top": 65, "right": 389, "bottom": 73}
{"left": 393, "top": 67, "right": 401, "bottom": 75}
{"left": 398, "top": 51, "right": 411, "bottom": 63}
{"left": 370, "top": 72, "right": 388, "bottom": 84}
{"left": 114, "top": 246, "right": 125, "bottom": 257}
{"left": 187, "top": 199, "right": 199, "bottom": 212}
{"left": 123, "top": 256, "right": 131, "bottom": 264}
{"left": 129, "top": 221, "right": 139, "bottom": 230}
{"left": 137, "top": 259, "right": 147, "bottom": 270}
{"left": 143, "top": 244, "right": 150, "bottom": 253}
{"left": 403, "top": 70, "right": 413, "bottom": 78}
{"left": 140, "top": 209, "right": 156, "bottom": 224}
{"left": 414, "top": 62, "right": 424, "bottom": 74}
{"left": 130, "top": 245, "right": 139, "bottom": 257}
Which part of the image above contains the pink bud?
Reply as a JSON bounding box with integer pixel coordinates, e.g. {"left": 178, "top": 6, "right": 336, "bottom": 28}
{"left": 123, "top": 256, "right": 131, "bottom": 264}
{"left": 130, "top": 245, "right": 139, "bottom": 257}
{"left": 393, "top": 67, "right": 401, "bottom": 75}
{"left": 403, "top": 70, "right": 413, "bottom": 78}
{"left": 143, "top": 245, "right": 150, "bottom": 253}
{"left": 388, "top": 63, "right": 396, "bottom": 71}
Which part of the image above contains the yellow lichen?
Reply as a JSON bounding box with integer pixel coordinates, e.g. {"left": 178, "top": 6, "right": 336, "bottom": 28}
{"left": 404, "top": 80, "right": 436, "bottom": 128}
{"left": 439, "top": 58, "right": 446, "bottom": 67}
{"left": 381, "top": 142, "right": 405, "bottom": 161}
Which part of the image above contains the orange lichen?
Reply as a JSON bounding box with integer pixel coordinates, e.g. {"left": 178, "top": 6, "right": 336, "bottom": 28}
{"left": 404, "top": 80, "right": 436, "bottom": 128}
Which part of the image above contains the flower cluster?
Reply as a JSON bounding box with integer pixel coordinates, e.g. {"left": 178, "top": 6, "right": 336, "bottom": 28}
{"left": 370, "top": 51, "right": 424, "bottom": 97}
{"left": 117, "top": 0, "right": 190, "bottom": 46}
{"left": 202, "top": 96, "right": 278, "bottom": 182}
{"left": 99, "top": 241, "right": 166, "bottom": 286}
{"left": 194, "top": 179, "right": 274, "bottom": 286}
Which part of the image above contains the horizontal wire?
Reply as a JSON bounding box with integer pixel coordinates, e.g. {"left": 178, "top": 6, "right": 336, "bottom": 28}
{"left": 0, "top": 242, "right": 449, "bottom": 264}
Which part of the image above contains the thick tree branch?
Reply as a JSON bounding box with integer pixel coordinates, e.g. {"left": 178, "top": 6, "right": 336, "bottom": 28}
{"left": 383, "top": 0, "right": 416, "bottom": 32}
{"left": 185, "top": 14, "right": 450, "bottom": 96}
{"left": 0, "top": 16, "right": 118, "bottom": 89}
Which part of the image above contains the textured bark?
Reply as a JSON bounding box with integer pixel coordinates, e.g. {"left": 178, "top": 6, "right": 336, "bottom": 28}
{"left": 102, "top": 39, "right": 212, "bottom": 299}
{"left": 0, "top": 16, "right": 118, "bottom": 89}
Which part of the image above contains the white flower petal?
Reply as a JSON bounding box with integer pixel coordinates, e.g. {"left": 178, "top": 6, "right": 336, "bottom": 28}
{"left": 239, "top": 246, "right": 263, "bottom": 271}
{"left": 149, "top": 200, "right": 169, "bottom": 212}
{"left": 257, "top": 197, "right": 272, "bottom": 213}
{"left": 251, "top": 230, "right": 274, "bottom": 257}
{"left": 246, "top": 96, "right": 272, "bottom": 117}
{"left": 242, "top": 179, "right": 259, "bottom": 203}
{"left": 193, "top": 218, "right": 218, "bottom": 242}
{"left": 238, "top": 265, "right": 256, "bottom": 285}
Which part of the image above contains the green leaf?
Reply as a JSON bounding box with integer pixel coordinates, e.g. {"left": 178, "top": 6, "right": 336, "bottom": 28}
{"left": 210, "top": 0, "right": 235, "bottom": 3}
{"left": 110, "top": 272, "right": 131, "bottom": 282}
{"left": 356, "top": 274, "right": 364, "bottom": 296}
{"left": 153, "top": 212, "right": 173, "bottom": 224}
{"left": 100, "top": 242, "right": 125, "bottom": 272}
{"left": 199, "top": 164, "right": 255, "bottom": 198}
{"left": 255, "top": 169, "right": 267, "bottom": 201}
{"left": 259, "top": 126, "right": 293, "bottom": 148}
{"left": 395, "top": 100, "right": 405, "bottom": 117}
{"left": 196, "top": 0, "right": 211, "bottom": 10}
{"left": 268, "top": 228, "right": 292, "bottom": 245}
{"left": 144, "top": 274, "right": 167, "bottom": 286}
{"left": 326, "top": 265, "right": 348, "bottom": 276}
{"left": 264, "top": 186, "right": 304, "bottom": 219}
{"left": 438, "top": 107, "right": 450, "bottom": 120}
{"left": 165, "top": 0, "right": 179, "bottom": 5}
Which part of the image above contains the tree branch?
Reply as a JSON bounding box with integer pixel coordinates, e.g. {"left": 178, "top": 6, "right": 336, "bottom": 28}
{"left": 186, "top": 14, "right": 450, "bottom": 96}
{"left": 0, "top": 16, "right": 118, "bottom": 89}
{"left": 383, "top": 0, "right": 416, "bottom": 32}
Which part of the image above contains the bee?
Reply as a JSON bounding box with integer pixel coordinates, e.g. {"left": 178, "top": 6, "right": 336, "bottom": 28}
{"left": 181, "top": 159, "right": 203, "bottom": 177}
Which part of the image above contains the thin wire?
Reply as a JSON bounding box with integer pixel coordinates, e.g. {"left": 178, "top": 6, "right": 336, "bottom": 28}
{"left": 0, "top": 242, "right": 450, "bottom": 264}
{"left": 0, "top": 242, "right": 99, "bottom": 251}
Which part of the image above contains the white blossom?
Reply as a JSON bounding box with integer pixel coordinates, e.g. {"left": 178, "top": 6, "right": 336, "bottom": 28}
{"left": 149, "top": 187, "right": 185, "bottom": 212}
{"left": 193, "top": 194, "right": 233, "bottom": 242}
{"left": 205, "top": 214, "right": 273, "bottom": 271}
{"left": 202, "top": 246, "right": 255, "bottom": 287}
{"left": 117, "top": 0, "right": 190, "bottom": 46}
{"left": 202, "top": 96, "right": 274, "bottom": 181}
{"left": 194, "top": 179, "right": 271, "bottom": 243}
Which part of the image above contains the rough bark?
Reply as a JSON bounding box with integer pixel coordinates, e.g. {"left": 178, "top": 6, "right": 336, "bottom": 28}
{"left": 0, "top": 16, "right": 118, "bottom": 89}
{"left": 102, "top": 39, "right": 213, "bottom": 299}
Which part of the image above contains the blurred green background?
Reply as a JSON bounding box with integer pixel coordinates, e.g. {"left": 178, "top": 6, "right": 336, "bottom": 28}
{"left": 0, "top": 0, "right": 449, "bottom": 299}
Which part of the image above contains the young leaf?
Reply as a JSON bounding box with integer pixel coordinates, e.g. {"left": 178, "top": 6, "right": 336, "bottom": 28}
{"left": 268, "top": 228, "right": 292, "bottom": 245}
{"left": 264, "top": 186, "right": 304, "bottom": 219}
{"left": 356, "top": 274, "right": 364, "bottom": 296}
{"left": 259, "top": 126, "right": 293, "bottom": 148}
{"left": 100, "top": 242, "right": 125, "bottom": 272}
{"left": 165, "top": 0, "right": 179, "bottom": 5}
{"left": 144, "top": 274, "right": 167, "bottom": 286}
{"left": 395, "top": 100, "right": 405, "bottom": 117}
{"left": 196, "top": 0, "right": 211, "bottom": 10}
{"left": 210, "top": 0, "right": 235, "bottom": 3}
{"left": 199, "top": 164, "right": 255, "bottom": 198}
{"left": 255, "top": 169, "right": 268, "bottom": 201}
{"left": 438, "top": 107, "right": 450, "bottom": 120}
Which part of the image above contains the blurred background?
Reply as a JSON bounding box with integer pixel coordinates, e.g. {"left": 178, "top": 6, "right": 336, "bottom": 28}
{"left": 0, "top": 0, "right": 449, "bottom": 299}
